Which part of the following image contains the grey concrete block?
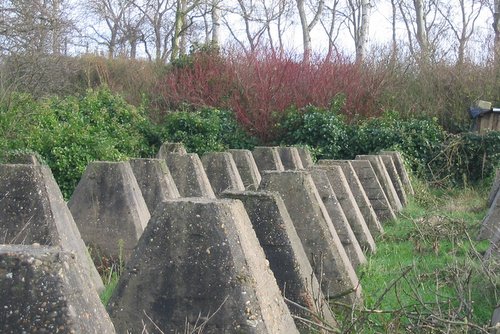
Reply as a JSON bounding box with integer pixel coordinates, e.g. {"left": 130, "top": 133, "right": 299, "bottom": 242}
{"left": 2, "top": 153, "right": 41, "bottom": 165}
{"left": 295, "top": 147, "right": 314, "bottom": 168}
{"left": 356, "top": 155, "right": 403, "bottom": 212}
{"left": 350, "top": 160, "right": 397, "bottom": 222}
{"left": 380, "top": 155, "right": 408, "bottom": 206}
{"left": 107, "top": 198, "right": 298, "bottom": 334}
{"left": 252, "top": 147, "right": 284, "bottom": 173}
{"left": 381, "top": 151, "right": 414, "bottom": 196}
{"left": 165, "top": 153, "right": 216, "bottom": 198}
{"left": 68, "top": 161, "right": 151, "bottom": 261}
{"left": 0, "top": 164, "right": 103, "bottom": 292}
{"left": 259, "top": 171, "right": 362, "bottom": 305}
{"left": 221, "top": 190, "right": 337, "bottom": 331}
{"left": 278, "top": 147, "right": 304, "bottom": 170}
{"left": 156, "top": 142, "right": 187, "bottom": 158}
{"left": 312, "top": 167, "right": 375, "bottom": 257}
{"left": 492, "top": 307, "right": 500, "bottom": 333}
{"left": 129, "top": 158, "right": 180, "bottom": 214}
{"left": 318, "top": 160, "right": 383, "bottom": 236}
{"left": 0, "top": 245, "right": 115, "bottom": 333}
{"left": 228, "top": 149, "right": 262, "bottom": 190}
{"left": 201, "top": 152, "right": 245, "bottom": 196}
{"left": 479, "top": 189, "right": 500, "bottom": 241}
{"left": 489, "top": 170, "right": 500, "bottom": 207}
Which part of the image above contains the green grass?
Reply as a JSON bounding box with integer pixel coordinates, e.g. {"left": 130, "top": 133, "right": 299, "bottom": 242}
{"left": 337, "top": 181, "right": 498, "bottom": 333}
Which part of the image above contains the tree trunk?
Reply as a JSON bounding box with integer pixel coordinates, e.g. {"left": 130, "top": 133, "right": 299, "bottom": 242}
{"left": 356, "top": 0, "right": 370, "bottom": 63}
{"left": 494, "top": 0, "right": 500, "bottom": 61}
{"left": 296, "top": 0, "right": 324, "bottom": 62}
{"left": 414, "top": 0, "right": 429, "bottom": 60}
{"left": 211, "top": 0, "right": 221, "bottom": 47}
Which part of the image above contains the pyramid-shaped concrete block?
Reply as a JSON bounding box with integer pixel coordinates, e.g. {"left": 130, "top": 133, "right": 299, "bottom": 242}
{"left": 221, "top": 190, "right": 337, "bottom": 331}
{"left": 0, "top": 245, "right": 115, "bottom": 333}
{"left": 68, "top": 161, "right": 151, "bottom": 261}
{"left": 318, "top": 160, "right": 383, "bottom": 236}
{"left": 278, "top": 147, "right": 304, "bottom": 170}
{"left": 156, "top": 141, "right": 187, "bottom": 158}
{"left": 201, "top": 152, "right": 245, "bottom": 196}
{"left": 0, "top": 163, "right": 103, "bottom": 292}
{"left": 2, "top": 152, "right": 42, "bottom": 165}
{"left": 312, "top": 166, "right": 375, "bottom": 257}
{"left": 129, "top": 158, "right": 180, "bottom": 214}
{"left": 380, "top": 155, "right": 408, "bottom": 206}
{"left": 350, "top": 160, "right": 397, "bottom": 222}
{"left": 356, "top": 155, "right": 403, "bottom": 212}
{"left": 295, "top": 147, "right": 314, "bottom": 168}
{"left": 259, "top": 171, "right": 362, "bottom": 305}
{"left": 165, "top": 153, "right": 216, "bottom": 198}
{"left": 479, "top": 189, "right": 500, "bottom": 241}
{"left": 252, "top": 146, "right": 285, "bottom": 173}
{"left": 228, "top": 149, "right": 262, "bottom": 190}
{"left": 107, "top": 198, "right": 298, "bottom": 333}
{"left": 381, "top": 151, "right": 414, "bottom": 196}
{"left": 492, "top": 307, "right": 500, "bottom": 333}
{"left": 488, "top": 170, "right": 500, "bottom": 207}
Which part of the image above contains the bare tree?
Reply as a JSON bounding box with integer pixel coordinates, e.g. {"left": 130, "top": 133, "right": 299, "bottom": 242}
{"left": 341, "top": 0, "right": 372, "bottom": 63}
{"left": 170, "top": 0, "right": 204, "bottom": 61}
{"left": 296, "top": 0, "right": 324, "bottom": 62}
{"left": 320, "top": 0, "right": 342, "bottom": 60}
{"left": 492, "top": 0, "right": 500, "bottom": 61}
{"left": 436, "top": 0, "right": 485, "bottom": 66}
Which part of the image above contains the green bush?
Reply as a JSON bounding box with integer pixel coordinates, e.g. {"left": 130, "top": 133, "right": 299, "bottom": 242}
{"left": 0, "top": 87, "right": 158, "bottom": 198}
{"left": 160, "top": 107, "right": 257, "bottom": 155}
{"left": 275, "top": 99, "right": 349, "bottom": 159}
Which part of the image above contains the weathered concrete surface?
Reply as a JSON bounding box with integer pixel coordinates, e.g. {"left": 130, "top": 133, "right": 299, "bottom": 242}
{"left": 309, "top": 168, "right": 368, "bottom": 264}
{"left": 259, "top": 171, "right": 362, "bottom": 305}
{"left": 221, "top": 190, "right": 337, "bottom": 331}
{"left": 165, "top": 153, "right": 216, "bottom": 198}
{"left": 312, "top": 167, "right": 375, "bottom": 257}
{"left": 350, "top": 160, "right": 397, "bottom": 222}
{"left": 489, "top": 170, "right": 500, "bottom": 207}
{"left": 229, "top": 149, "right": 262, "bottom": 190}
{"left": 492, "top": 307, "right": 500, "bottom": 334}
{"left": 129, "top": 158, "right": 180, "bottom": 214}
{"left": 381, "top": 151, "right": 414, "bottom": 196}
{"left": 295, "top": 147, "right": 314, "bottom": 168}
{"left": 156, "top": 141, "right": 187, "bottom": 158}
{"left": 2, "top": 152, "right": 41, "bottom": 165}
{"left": 68, "top": 161, "right": 151, "bottom": 261}
{"left": 107, "top": 198, "right": 298, "bottom": 334}
{"left": 278, "top": 147, "right": 304, "bottom": 170}
{"left": 380, "top": 155, "right": 408, "bottom": 206}
{"left": 318, "top": 160, "right": 383, "bottom": 236}
{"left": 0, "top": 163, "right": 104, "bottom": 292}
{"left": 356, "top": 155, "right": 402, "bottom": 212}
{"left": 252, "top": 146, "right": 285, "bottom": 173}
{"left": 0, "top": 245, "right": 115, "bottom": 333}
{"left": 479, "top": 189, "right": 500, "bottom": 241}
{"left": 201, "top": 152, "right": 245, "bottom": 196}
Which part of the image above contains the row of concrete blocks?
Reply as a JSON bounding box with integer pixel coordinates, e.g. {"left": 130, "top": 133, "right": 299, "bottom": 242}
{"left": 0, "top": 145, "right": 413, "bottom": 333}
{"left": 478, "top": 170, "right": 500, "bottom": 332}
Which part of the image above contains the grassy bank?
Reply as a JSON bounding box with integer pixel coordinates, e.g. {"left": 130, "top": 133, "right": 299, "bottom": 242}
{"left": 337, "top": 181, "right": 498, "bottom": 333}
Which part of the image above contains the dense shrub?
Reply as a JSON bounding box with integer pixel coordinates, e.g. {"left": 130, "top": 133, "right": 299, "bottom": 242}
{"left": 0, "top": 87, "right": 158, "bottom": 198}
{"left": 160, "top": 107, "right": 257, "bottom": 155}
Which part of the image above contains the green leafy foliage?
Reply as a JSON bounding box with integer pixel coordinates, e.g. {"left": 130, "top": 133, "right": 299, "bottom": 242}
{"left": 160, "top": 107, "right": 257, "bottom": 155}
{"left": 0, "top": 87, "right": 158, "bottom": 198}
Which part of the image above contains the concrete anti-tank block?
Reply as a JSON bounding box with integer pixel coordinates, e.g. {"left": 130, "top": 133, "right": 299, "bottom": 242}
{"left": 311, "top": 167, "right": 375, "bottom": 259}
{"left": 488, "top": 170, "right": 500, "bottom": 207}
{"left": 221, "top": 190, "right": 337, "bottom": 331}
{"left": 380, "top": 155, "right": 408, "bottom": 206}
{"left": 381, "top": 151, "right": 414, "bottom": 196}
{"left": 252, "top": 146, "right": 285, "bottom": 173}
{"left": 492, "top": 307, "right": 500, "bottom": 333}
{"left": 295, "top": 147, "right": 314, "bottom": 168}
{"left": 107, "top": 198, "right": 298, "bottom": 334}
{"left": 259, "top": 171, "right": 362, "bottom": 305}
{"left": 68, "top": 161, "right": 151, "bottom": 261}
{"left": 356, "top": 155, "right": 402, "bottom": 212}
{"left": 228, "top": 149, "right": 262, "bottom": 190}
{"left": 0, "top": 163, "right": 103, "bottom": 292}
{"left": 165, "top": 153, "right": 216, "bottom": 198}
{"left": 156, "top": 141, "right": 187, "bottom": 158}
{"left": 278, "top": 147, "right": 304, "bottom": 170}
{"left": 349, "top": 160, "right": 396, "bottom": 222}
{"left": 318, "top": 160, "right": 383, "bottom": 236}
{"left": 0, "top": 245, "right": 115, "bottom": 333}
{"left": 201, "top": 152, "right": 245, "bottom": 196}
{"left": 479, "top": 189, "right": 500, "bottom": 241}
{"left": 129, "top": 158, "right": 180, "bottom": 214}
